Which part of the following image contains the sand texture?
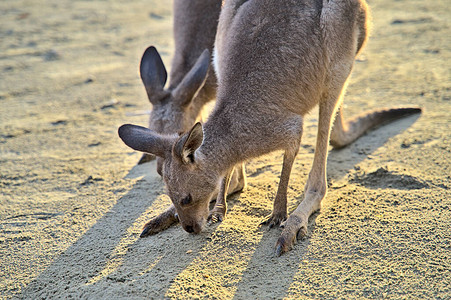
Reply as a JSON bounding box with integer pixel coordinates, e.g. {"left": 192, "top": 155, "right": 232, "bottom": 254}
{"left": 1, "top": 0, "right": 450, "bottom": 299}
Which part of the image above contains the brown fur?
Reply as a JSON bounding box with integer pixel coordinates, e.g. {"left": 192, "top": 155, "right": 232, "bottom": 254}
{"left": 119, "top": 0, "right": 421, "bottom": 255}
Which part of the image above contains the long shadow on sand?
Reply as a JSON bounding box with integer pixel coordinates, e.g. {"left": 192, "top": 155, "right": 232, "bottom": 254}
{"left": 18, "top": 161, "right": 210, "bottom": 299}
{"left": 231, "top": 113, "right": 421, "bottom": 299}
{"left": 18, "top": 114, "right": 420, "bottom": 299}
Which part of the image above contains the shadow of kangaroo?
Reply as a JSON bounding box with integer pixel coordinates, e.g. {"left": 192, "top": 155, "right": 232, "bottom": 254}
{"left": 135, "top": 0, "right": 246, "bottom": 236}
{"left": 18, "top": 163, "right": 207, "bottom": 299}
{"left": 119, "top": 0, "right": 421, "bottom": 255}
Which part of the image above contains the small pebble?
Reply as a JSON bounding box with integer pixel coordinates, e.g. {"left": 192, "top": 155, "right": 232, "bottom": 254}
{"left": 101, "top": 98, "right": 119, "bottom": 109}
{"left": 44, "top": 49, "right": 61, "bottom": 61}
{"left": 85, "top": 76, "right": 95, "bottom": 84}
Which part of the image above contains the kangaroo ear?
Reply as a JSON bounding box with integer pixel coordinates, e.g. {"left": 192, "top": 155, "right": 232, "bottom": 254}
{"left": 118, "top": 124, "right": 172, "bottom": 159}
{"left": 173, "top": 122, "right": 203, "bottom": 164}
{"left": 140, "top": 46, "right": 168, "bottom": 103}
{"left": 173, "top": 49, "right": 210, "bottom": 107}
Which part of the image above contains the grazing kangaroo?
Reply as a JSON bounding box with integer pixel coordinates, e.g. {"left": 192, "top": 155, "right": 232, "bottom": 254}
{"left": 134, "top": 0, "right": 246, "bottom": 236}
{"left": 120, "top": 0, "right": 421, "bottom": 255}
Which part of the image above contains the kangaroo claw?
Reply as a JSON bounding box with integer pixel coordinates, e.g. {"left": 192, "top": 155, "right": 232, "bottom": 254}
{"left": 140, "top": 226, "right": 152, "bottom": 238}
{"left": 260, "top": 212, "right": 287, "bottom": 229}
{"left": 207, "top": 211, "right": 224, "bottom": 225}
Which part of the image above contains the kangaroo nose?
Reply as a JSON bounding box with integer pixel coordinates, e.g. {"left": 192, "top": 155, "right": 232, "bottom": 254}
{"left": 185, "top": 225, "right": 194, "bottom": 233}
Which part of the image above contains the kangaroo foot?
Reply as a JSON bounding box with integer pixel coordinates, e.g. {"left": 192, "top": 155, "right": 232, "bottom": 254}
{"left": 140, "top": 207, "right": 178, "bottom": 237}
{"left": 274, "top": 214, "right": 308, "bottom": 256}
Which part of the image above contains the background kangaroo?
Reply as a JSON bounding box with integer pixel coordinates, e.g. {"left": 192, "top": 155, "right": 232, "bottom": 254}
{"left": 120, "top": 0, "right": 421, "bottom": 255}
{"left": 137, "top": 0, "right": 246, "bottom": 236}
{"left": 138, "top": 0, "right": 221, "bottom": 169}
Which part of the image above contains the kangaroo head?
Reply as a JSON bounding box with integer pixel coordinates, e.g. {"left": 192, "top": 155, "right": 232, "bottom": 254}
{"left": 139, "top": 46, "right": 211, "bottom": 174}
{"left": 118, "top": 122, "right": 218, "bottom": 234}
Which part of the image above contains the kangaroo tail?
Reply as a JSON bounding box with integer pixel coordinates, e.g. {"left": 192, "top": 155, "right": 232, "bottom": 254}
{"left": 330, "top": 106, "right": 422, "bottom": 149}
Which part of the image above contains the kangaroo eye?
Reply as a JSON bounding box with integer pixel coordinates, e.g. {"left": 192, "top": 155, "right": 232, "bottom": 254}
{"left": 181, "top": 194, "right": 192, "bottom": 206}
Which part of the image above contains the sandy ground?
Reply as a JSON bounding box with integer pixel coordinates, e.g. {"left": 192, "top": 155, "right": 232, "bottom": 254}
{"left": 0, "top": 0, "right": 450, "bottom": 299}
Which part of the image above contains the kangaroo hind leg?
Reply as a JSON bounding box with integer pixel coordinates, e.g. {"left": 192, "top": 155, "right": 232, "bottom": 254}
{"left": 275, "top": 59, "right": 355, "bottom": 256}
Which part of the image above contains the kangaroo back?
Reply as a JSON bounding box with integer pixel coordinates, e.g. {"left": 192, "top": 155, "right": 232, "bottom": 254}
{"left": 170, "top": 0, "right": 221, "bottom": 97}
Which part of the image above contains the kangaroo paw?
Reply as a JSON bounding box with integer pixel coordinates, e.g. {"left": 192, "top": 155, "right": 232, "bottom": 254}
{"left": 274, "top": 214, "right": 307, "bottom": 256}
{"left": 207, "top": 208, "right": 225, "bottom": 225}
{"left": 260, "top": 212, "right": 288, "bottom": 229}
